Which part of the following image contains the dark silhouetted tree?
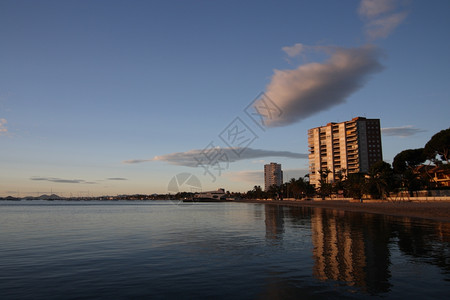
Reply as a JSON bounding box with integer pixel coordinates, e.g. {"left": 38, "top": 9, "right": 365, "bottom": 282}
{"left": 344, "top": 172, "right": 366, "bottom": 199}
{"left": 393, "top": 149, "right": 427, "bottom": 196}
{"left": 367, "top": 161, "right": 395, "bottom": 199}
{"left": 424, "top": 128, "right": 450, "bottom": 164}
{"left": 393, "top": 148, "right": 426, "bottom": 174}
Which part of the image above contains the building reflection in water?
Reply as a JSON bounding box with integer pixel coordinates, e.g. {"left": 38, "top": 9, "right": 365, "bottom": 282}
{"left": 264, "top": 205, "right": 450, "bottom": 295}
{"left": 264, "top": 205, "right": 284, "bottom": 244}
{"left": 311, "top": 208, "right": 391, "bottom": 293}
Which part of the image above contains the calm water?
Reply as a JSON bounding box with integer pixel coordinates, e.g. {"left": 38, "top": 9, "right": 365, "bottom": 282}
{"left": 1, "top": 200, "right": 449, "bottom": 299}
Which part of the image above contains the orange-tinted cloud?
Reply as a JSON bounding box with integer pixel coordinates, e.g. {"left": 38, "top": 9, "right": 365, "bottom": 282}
{"left": 261, "top": 45, "right": 383, "bottom": 127}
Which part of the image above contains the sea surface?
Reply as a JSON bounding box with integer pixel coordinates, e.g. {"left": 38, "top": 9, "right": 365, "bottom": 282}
{"left": 1, "top": 200, "right": 449, "bottom": 299}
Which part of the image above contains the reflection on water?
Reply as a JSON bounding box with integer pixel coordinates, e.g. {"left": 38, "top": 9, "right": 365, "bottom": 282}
{"left": 311, "top": 209, "right": 391, "bottom": 293}
{"left": 265, "top": 205, "right": 284, "bottom": 243}
{"left": 1, "top": 201, "right": 449, "bottom": 299}
{"left": 263, "top": 204, "right": 450, "bottom": 295}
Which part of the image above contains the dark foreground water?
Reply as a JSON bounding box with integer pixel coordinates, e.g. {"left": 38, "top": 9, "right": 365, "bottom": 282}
{"left": 1, "top": 200, "right": 449, "bottom": 299}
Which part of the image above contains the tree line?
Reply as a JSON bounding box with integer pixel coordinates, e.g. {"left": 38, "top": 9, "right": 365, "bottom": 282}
{"left": 244, "top": 127, "right": 449, "bottom": 200}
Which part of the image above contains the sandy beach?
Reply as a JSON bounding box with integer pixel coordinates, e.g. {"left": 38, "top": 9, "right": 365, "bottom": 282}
{"left": 239, "top": 199, "right": 450, "bottom": 223}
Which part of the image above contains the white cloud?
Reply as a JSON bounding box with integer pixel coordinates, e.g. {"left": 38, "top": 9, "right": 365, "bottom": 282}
{"left": 123, "top": 147, "right": 307, "bottom": 167}
{"left": 281, "top": 43, "right": 332, "bottom": 60}
{"left": 259, "top": 45, "right": 383, "bottom": 127}
{"left": 359, "top": 0, "right": 409, "bottom": 40}
{"left": 271, "top": 2, "right": 408, "bottom": 130}
{"left": 0, "top": 118, "right": 7, "bottom": 135}
{"left": 282, "top": 43, "right": 306, "bottom": 58}
{"left": 382, "top": 126, "right": 426, "bottom": 137}
{"left": 365, "top": 11, "right": 408, "bottom": 40}
{"left": 359, "top": 0, "right": 396, "bottom": 18}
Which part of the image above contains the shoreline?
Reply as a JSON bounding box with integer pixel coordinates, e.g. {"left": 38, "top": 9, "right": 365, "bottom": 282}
{"left": 238, "top": 199, "right": 450, "bottom": 223}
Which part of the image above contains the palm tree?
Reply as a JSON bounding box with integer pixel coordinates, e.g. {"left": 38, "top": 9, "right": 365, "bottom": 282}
{"left": 288, "top": 178, "right": 296, "bottom": 198}
{"left": 367, "top": 161, "right": 395, "bottom": 199}
{"left": 318, "top": 169, "right": 332, "bottom": 200}
{"left": 344, "top": 172, "right": 365, "bottom": 199}
{"left": 333, "top": 168, "right": 346, "bottom": 195}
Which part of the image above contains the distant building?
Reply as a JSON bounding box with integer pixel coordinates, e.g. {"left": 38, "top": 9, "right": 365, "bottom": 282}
{"left": 264, "top": 162, "right": 283, "bottom": 191}
{"left": 308, "top": 117, "right": 382, "bottom": 187}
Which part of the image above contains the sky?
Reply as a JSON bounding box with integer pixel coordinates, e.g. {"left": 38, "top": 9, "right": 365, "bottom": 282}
{"left": 1, "top": 0, "right": 449, "bottom": 197}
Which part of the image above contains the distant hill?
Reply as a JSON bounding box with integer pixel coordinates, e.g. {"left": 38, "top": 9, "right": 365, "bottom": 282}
{"left": 38, "top": 194, "right": 62, "bottom": 200}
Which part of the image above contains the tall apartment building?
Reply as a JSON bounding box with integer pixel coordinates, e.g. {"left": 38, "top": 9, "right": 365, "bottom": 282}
{"left": 308, "top": 117, "right": 382, "bottom": 187}
{"left": 264, "top": 162, "right": 283, "bottom": 191}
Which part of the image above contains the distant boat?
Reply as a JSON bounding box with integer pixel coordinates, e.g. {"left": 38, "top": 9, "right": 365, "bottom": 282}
{"left": 184, "top": 188, "right": 228, "bottom": 202}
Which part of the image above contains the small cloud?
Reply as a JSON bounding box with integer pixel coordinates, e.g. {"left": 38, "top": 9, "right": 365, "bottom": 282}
{"left": 252, "top": 160, "right": 266, "bottom": 164}
{"left": 358, "top": 0, "right": 396, "bottom": 18}
{"left": 358, "top": 0, "right": 409, "bottom": 40}
{"left": 122, "top": 159, "right": 153, "bottom": 164}
{"left": 107, "top": 177, "right": 128, "bottom": 181}
{"left": 123, "top": 147, "right": 307, "bottom": 167}
{"left": 381, "top": 126, "right": 426, "bottom": 137}
{"left": 365, "top": 11, "right": 408, "bottom": 40}
{"left": 0, "top": 118, "right": 7, "bottom": 135}
{"left": 30, "top": 177, "right": 98, "bottom": 184}
{"left": 281, "top": 43, "right": 332, "bottom": 61}
{"left": 282, "top": 43, "right": 306, "bottom": 58}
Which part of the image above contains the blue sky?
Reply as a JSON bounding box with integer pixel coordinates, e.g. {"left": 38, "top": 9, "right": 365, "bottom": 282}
{"left": 1, "top": 0, "right": 449, "bottom": 196}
